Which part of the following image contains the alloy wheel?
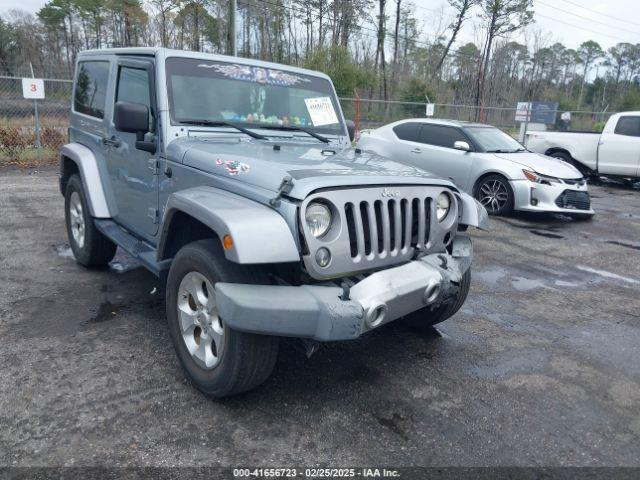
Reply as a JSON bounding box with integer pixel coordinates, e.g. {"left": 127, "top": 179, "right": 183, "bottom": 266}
{"left": 177, "top": 271, "right": 224, "bottom": 369}
{"left": 479, "top": 179, "right": 509, "bottom": 213}
{"left": 69, "top": 191, "right": 85, "bottom": 248}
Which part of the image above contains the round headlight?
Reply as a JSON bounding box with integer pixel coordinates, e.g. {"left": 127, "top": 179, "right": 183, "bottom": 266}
{"left": 305, "top": 202, "right": 332, "bottom": 238}
{"left": 436, "top": 193, "right": 451, "bottom": 221}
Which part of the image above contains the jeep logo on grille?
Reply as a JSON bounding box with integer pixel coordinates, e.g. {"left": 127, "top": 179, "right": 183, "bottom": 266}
{"left": 381, "top": 188, "right": 400, "bottom": 198}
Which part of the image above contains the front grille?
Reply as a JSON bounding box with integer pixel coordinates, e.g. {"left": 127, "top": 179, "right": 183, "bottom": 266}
{"left": 344, "top": 198, "right": 431, "bottom": 258}
{"left": 299, "top": 186, "right": 458, "bottom": 280}
{"left": 562, "top": 178, "right": 586, "bottom": 186}
{"left": 555, "top": 190, "right": 590, "bottom": 210}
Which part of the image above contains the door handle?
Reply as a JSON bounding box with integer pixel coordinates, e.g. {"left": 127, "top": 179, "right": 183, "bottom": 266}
{"left": 102, "top": 135, "right": 121, "bottom": 148}
{"left": 411, "top": 147, "right": 422, "bottom": 153}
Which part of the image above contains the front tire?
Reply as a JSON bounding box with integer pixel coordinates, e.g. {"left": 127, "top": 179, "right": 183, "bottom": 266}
{"left": 166, "top": 239, "right": 279, "bottom": 397}
{"left": 475, "top": 174, "right": 514, "bottom": 215}
{"left": 401, "top": 269, "right": 471, "bottom": 330}
{"left": 64, "top": 174, "right": 117, "bottom": 267}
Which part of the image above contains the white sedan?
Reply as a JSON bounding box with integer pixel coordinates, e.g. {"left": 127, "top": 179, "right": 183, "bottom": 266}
{"left": 357, "top": 118, "right": 595, "bottom": 219}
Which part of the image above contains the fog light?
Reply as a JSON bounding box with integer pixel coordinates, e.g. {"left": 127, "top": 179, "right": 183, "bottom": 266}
{"left": 315, "top": 247, "right": 331, "bottom": 267}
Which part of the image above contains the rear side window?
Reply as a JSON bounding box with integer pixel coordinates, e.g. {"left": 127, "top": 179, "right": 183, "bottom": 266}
{"left": 418, "top": 124, "right": 468, "bottom": 148}
{"left": 614, "top": 116, "right": 640, "bottom": 137}
{"left": 74, "top": 61, "right": 110, "bottom": 119}
{"left": 393, "top": 122, "right": 420, "bottom": 141}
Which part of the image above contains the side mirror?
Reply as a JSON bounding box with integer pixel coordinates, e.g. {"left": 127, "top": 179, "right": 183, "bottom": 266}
{"left": 454, "top": 140, "right": 471, "bottom": 152}
{"left": 345, "top": 119, "right": 356, "bottom": 142}
{"left": 114, "top": 101, "right": 149, "bottom": 133}
{"left": 114, "top": 101, "right": 156, "bottom": 154}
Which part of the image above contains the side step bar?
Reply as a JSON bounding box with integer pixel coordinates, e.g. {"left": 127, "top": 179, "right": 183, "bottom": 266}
{"left": 94, "top": 219, "right": 171, "bottom": 277}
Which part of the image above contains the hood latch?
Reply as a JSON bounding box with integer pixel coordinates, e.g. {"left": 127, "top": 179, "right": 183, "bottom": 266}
{"left": 269, "top": 175, "right": 294, "bottom": 208}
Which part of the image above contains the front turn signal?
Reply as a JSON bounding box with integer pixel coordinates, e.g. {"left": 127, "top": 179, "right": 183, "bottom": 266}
{"left": 523, "top": 169, "right": 538, "bottom": 182}
{"left": 223, "top": 234, "right": 234, "bottom": 250}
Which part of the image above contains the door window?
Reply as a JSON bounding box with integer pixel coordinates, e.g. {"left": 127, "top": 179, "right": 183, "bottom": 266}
{"left": 116, "top": 66, "right": 152, "bottom": 131}
{"left": 418, "top": 124, "right": 468, "bottom": 148}
{"left": 393, "top": 122, "right": 420, "bottom": 141}
{"left": 73, "top": 61, "right": 110, "bottom": 119}
{"left": 614, "top": 116, "right": 640, "bottom": 137}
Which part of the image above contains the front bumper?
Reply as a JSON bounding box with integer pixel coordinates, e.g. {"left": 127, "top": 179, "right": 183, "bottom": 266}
{"left": 215, "top": 235, "right": 473, "bottom": 341}
{"left": 511, "top": 179, "right": 595, "bottom": 215}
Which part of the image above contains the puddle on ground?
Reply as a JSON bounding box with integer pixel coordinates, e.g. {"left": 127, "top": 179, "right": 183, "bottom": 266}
{"left": 511, "top": 276, "right": 554, "bottom": 291}
{"left": 478, "top": 263, "right": 606, "bottom": 293}
{"left": 474, "top": 268, "right": 507, "bottom": 287}
{"left": 109, "top": 252, "right": 142, "bottom": 273}
{"left": 53, "top": 244, "right": 74, "bottom": 259}
{"left": 53, "top": 243, "right": 142, "bottom": 273}
{"left": 575, "top": 265, "right": 640, "bottom": 285}
{"left": 605, "top": 240, "right": 640, "bottom": 252}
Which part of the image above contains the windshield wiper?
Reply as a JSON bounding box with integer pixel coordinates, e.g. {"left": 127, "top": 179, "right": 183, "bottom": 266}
{"left": 259, "top": 125, "right": 330, "bottom": 144}
{"left": 177, "top": 119, "right": 268, "bottom": 140}
{"left": 486, "top": 149, "right": 520, "bottom": 153}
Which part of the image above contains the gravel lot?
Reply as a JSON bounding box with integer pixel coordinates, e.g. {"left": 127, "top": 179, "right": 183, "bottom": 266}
{"left": 1, "top": 167, "right": 639, "bottom": 467}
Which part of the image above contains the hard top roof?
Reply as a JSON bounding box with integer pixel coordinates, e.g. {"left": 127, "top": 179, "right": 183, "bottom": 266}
{"left": 77, "top": 47, "right": 331, "bottom": 81}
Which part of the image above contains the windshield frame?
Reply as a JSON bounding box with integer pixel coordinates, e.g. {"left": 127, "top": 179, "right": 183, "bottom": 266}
{"left": 462, "top": 126, "right": 526, "bottom": 153}
{"left": 164, "top": 56, "right": 348, "bottom": 139}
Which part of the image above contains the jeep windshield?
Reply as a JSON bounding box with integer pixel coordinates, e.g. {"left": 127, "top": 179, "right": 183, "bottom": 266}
{"left": 165, "top": 57, "right": 346, "bottom": 139}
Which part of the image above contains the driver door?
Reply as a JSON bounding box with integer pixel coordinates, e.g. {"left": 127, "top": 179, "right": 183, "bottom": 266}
{"left": 412, "top": 124, "right": 475, "bottom": 191}
{"left": 598, "top": 115, "right": 640, "bottom": 177}
{"left": 105, "top": 58, "right": 159, "bottom": 240}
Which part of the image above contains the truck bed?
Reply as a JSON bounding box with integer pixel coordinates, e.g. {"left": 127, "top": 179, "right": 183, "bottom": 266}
{"left": 525, "top": 130, "right": 600, "bottom": 170}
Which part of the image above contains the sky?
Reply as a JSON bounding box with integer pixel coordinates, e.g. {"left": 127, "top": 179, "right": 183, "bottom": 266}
{"left": 414, "top": 0, "right": 640, "bottom": 51}
{"left": 2, "top": 0, "right": 640, "bottom": 51}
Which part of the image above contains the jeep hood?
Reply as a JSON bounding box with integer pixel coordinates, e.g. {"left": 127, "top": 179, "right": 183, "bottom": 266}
{"left": 492, "top": 151, "right": 583, "bottom": 178}
{"left": 170, "top": 137, "right": 456, "bottom": 199}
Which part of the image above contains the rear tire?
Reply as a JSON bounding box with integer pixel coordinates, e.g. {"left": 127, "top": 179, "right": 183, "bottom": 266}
{"left": 401, "top": 269, "right": 471, "bottom": 330}
{"left": 64, "top": 174, "right": 117, "bottom": 267}
{"left": 550, "top": 151, "right": 589, "bottom": 176}
{"left": 166, "top": 239, "right": 279, "bottom": 397}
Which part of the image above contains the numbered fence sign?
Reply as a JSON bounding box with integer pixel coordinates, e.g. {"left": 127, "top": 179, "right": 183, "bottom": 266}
{"left": 22, "top": 78, "right": 45, "bottom": 99}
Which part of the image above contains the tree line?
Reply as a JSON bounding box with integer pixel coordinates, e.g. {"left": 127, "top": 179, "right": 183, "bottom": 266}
{"left": 1, "top": 0, "right": 639, "bottom": 117}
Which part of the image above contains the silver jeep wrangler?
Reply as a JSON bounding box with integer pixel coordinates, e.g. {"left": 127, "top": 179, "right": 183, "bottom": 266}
{"left": 60, "top": 48, "right": 488, "bottom": 397}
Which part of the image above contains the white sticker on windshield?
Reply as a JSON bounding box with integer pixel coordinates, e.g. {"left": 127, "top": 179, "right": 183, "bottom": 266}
{"left": 304, "top": 97, "right": 339, "bottom": 127}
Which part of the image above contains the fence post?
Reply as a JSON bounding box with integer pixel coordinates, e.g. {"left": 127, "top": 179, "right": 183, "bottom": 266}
{"left": 354, "top": 89, "right": 360, "bottom": 134}
{"left": 30, "top": 63, "right": 42, "bottom": 162}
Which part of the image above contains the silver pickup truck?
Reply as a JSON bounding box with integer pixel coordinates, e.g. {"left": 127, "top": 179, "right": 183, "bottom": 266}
{"left": 60, "top": 47, "right": 487, "bottom": 397}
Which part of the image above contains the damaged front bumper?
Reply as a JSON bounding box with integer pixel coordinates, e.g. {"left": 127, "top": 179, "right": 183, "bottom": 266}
{"left": 511, "top": 179, "right": 595, "bottom": 215}
{"left": 215, "top": 234, "right": 473, "bottom": 341}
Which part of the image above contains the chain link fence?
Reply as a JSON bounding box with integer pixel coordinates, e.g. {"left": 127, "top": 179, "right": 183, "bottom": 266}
{"left": 0, "top": 76, "right": 72, "bottom": 165}
{"left": 339, "top": 97, "right": 614, "bottom": 135}
{"left": 0, "top": 75, "right": 615, "bottom": 165}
